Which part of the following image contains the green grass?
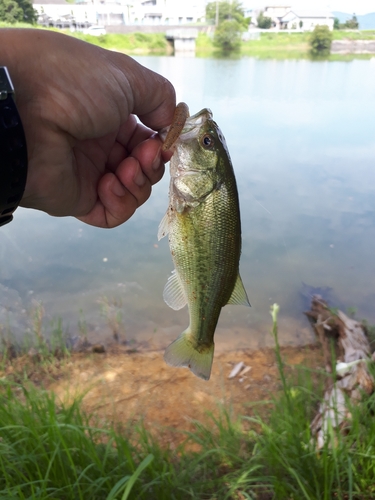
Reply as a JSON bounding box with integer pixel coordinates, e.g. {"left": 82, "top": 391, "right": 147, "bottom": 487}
{"left": 0, "top": 21, "right": 36, "bottom": 28}
{"left": 248, "top": 306, "right": 375, "bottom": 499}
{"left": 242, "top": 32, "right": 310, "bottom": 59}
{"left": 1, "top": 305, "right": 375, "bottom": 498}
{"left": 1, "top": 301, "right": 70, "bottom": 366}
{"left": 0, "top": 23, "right": 168, "bottom": 54}
{"left": 251, "top": 380, "right": 375, "bottom": 499}
{"left": 197, "top": 32, "right": 310, "bottom": 59}
{"left": 0, "top": 383, "right": 169, "bottom": 499}
{"left": 332, "top": 30, "right": 375, "bottom": 40}
{"left": 0, "top": 381, "right": 260, "bottom": 499}
{"left": 68, "top": 31, "right": 168, "bottom": 54}
{"left": 198, "top": 30, "right": 375, "bottom": 60}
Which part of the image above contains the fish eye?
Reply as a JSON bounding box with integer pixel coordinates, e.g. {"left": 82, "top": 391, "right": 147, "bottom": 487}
{"left": 201, "top": 134, "right": 214, "bottom": 149}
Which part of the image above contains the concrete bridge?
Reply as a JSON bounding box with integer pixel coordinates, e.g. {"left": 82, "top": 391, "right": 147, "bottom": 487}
{"left": 165, "top": 28, "right": 199, "bottom": 55}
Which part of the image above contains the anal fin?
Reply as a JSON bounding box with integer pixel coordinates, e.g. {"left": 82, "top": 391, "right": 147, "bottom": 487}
{"left": 163, "top": 269, "right": 187, "bottom": 310}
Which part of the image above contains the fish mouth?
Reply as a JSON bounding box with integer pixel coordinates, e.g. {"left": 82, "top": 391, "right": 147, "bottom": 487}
{"left": 179, "top": 108, "right": 212, "bottom": 141}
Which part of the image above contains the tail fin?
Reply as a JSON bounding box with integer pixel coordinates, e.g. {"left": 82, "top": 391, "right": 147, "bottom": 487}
{"left": 164, "top": 330, "right": 214, "bottom": 381}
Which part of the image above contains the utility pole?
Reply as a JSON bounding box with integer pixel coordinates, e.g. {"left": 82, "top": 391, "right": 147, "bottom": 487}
{"left": 215, "top": 1, "right": 219, "bottom": 27}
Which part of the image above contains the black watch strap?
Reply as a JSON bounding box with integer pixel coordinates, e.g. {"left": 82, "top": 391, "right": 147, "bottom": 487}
{"left": 0, "top": 67, "right": 28, "bottom": 227}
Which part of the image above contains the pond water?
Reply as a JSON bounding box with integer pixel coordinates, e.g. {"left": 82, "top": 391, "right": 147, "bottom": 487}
{"left": 1, "top": 56, "right": 375, "bottom": 351}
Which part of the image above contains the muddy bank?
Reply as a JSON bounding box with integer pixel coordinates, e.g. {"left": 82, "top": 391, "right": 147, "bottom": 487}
{"left": 331, "top": 39, "right": 375, "bottom": 54}
{"left": 3, "top": 343, "right": 323, "bottom": 447}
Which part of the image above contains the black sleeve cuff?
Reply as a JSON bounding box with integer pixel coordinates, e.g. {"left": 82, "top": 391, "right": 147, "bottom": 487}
{"left": 0, "top": 67, "right": 28, "bottom": 227}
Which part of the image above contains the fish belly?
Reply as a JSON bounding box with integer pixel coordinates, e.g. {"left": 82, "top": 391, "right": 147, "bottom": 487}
{"left": 164, "top": 186, "right": 241, "bottom": 379}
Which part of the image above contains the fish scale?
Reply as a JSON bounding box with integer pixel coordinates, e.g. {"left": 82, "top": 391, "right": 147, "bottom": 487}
{"left": 171, "top": 197, "right": 237, "bottom": 338}
{"left": 159, "top": 106, "right": 250, "bottom": 380}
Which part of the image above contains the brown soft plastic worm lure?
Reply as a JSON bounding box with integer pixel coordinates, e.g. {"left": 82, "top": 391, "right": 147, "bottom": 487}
{"left": 162, "top": 102, "right": 190, "bottom": 151}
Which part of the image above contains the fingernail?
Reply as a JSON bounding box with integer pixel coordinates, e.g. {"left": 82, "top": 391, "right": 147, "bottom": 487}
{"left": 134, "top": 166, "right": 146, "bottom": 187}
{"left": 152, "top": 147, "right": 162, "bottom": 171}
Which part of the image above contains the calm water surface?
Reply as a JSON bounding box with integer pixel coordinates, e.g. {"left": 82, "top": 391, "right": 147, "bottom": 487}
{"left": 1, "top": 57, "right": 375, "bottom": 351}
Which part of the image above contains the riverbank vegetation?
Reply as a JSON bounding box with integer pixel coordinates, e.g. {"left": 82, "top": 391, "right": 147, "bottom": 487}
{"left": 1, "top": 307, "right": 375, "bottom": 498}
{"left": 198, "top": 29, "right": 375, "bottom": 59}
{"left": 71, "top": 30, "right": 168, "bottom": 54}
{"left": 309, "top": 25, "right": 333, "bottom": 57}
{"left": 1, "top": 22, "right": 375, "bottom": 59}
{"left": 198, "top": 31, "right": 310, "bottom": 58}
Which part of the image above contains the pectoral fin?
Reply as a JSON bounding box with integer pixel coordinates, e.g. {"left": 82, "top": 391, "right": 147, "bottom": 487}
{"left": 227, "top": 274, "right": 250, "bottom": 307}
{"left": 163, "top": 269, "right": 187, "bottom": 310}
{"left": 158, "top": 212, "right": 169, "bottom": 240}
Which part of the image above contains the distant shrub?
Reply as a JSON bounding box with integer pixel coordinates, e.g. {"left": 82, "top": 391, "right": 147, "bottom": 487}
{"left": 206, "top": 0, "right": 247, "bottom": 29}
{"left": 214, "top": 19, "right": 242, "bottom": 53}
{"left": 309, "top": 25, "right": 332, "bottom": 56}
{"left": 343, "top": 14, "right": 359, "bottom": 29}
{"left": 257, "top": 11, "right": 272, "bottom": 29}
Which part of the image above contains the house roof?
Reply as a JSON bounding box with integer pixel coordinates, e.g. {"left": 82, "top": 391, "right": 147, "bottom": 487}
{"left": 263, "top": 3, "right": 292, "bottom": 7}
{"left": 33, "top": 0, "right": 70, "bottom": 4}
{"left": 281, "top": 9, "right": 334, "bottom": 20}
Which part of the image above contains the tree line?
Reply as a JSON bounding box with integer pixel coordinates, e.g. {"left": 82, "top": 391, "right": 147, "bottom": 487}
{"left": 206, "top": 0, "right": 248, "bottom": 53}
{"left": 0, "top": 0, "right": 359, "bottom": 58}
{"left": 334, "top": 15, "right": 359, "bottom": 30}
{"left": 0, "top": 0, "right": 36, "bottom": 23}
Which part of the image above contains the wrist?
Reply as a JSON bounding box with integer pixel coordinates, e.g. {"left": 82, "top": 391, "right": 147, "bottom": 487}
{"left": 0, "top": 66, "right": 28, "bottom": 226}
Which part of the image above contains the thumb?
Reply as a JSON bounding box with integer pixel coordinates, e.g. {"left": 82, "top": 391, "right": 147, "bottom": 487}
{"left": 110, "top": 52, "right": 176, "bottom": 131}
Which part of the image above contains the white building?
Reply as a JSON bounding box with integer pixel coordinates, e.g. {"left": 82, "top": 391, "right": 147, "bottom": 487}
{"left": 264, "top": 5, "right": 291, "bottom": 20}
{"left": 33, "top": 0, "right": 207, "bottom": 27}
{"left": 131, "top": 0, "right": 206, "bottom": 25}
{"left": 279, "top": 9, "right": 334, "bottom": 30}
{"left": 253, "top": 5, "right": 334, "bottom": 31}
{"left": 34, "top": 0, "right": 108, "bottom": 27}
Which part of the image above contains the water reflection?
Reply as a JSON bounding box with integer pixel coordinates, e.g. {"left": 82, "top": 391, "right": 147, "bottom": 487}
{"left": 1, "top": 57, "right": 375, "bottom": 350}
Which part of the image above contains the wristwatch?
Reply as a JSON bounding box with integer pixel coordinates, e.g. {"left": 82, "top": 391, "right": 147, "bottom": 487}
{"left": 0, "top": 67, "right": 28, "bottom": 227}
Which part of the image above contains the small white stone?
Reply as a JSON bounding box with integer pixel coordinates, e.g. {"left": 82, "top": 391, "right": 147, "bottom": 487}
{"left": 228, "top": 361, "right": 245, "bottom": 379}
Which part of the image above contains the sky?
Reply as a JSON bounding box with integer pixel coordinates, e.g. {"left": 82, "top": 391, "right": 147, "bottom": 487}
{"left": 243, "top": 1, "right": 375, "bottom": 15}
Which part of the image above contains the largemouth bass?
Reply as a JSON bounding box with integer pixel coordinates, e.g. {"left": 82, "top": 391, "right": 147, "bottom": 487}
{"left": 159, "top": 106, "right": 250, "bottom": 380}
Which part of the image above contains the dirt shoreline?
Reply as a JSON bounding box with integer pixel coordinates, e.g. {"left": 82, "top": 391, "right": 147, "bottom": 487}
{"left": 4, "top": 343, "right": 324, "bottom": 447}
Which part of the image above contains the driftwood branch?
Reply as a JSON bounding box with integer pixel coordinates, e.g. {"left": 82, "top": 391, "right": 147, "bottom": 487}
{"left": 305, "top": 296, "right": 374, "bottom": 449}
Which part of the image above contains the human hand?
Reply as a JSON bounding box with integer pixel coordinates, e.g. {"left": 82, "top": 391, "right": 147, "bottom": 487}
{"left": 1, "top": 29, "right": 176, "bottom": 228}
